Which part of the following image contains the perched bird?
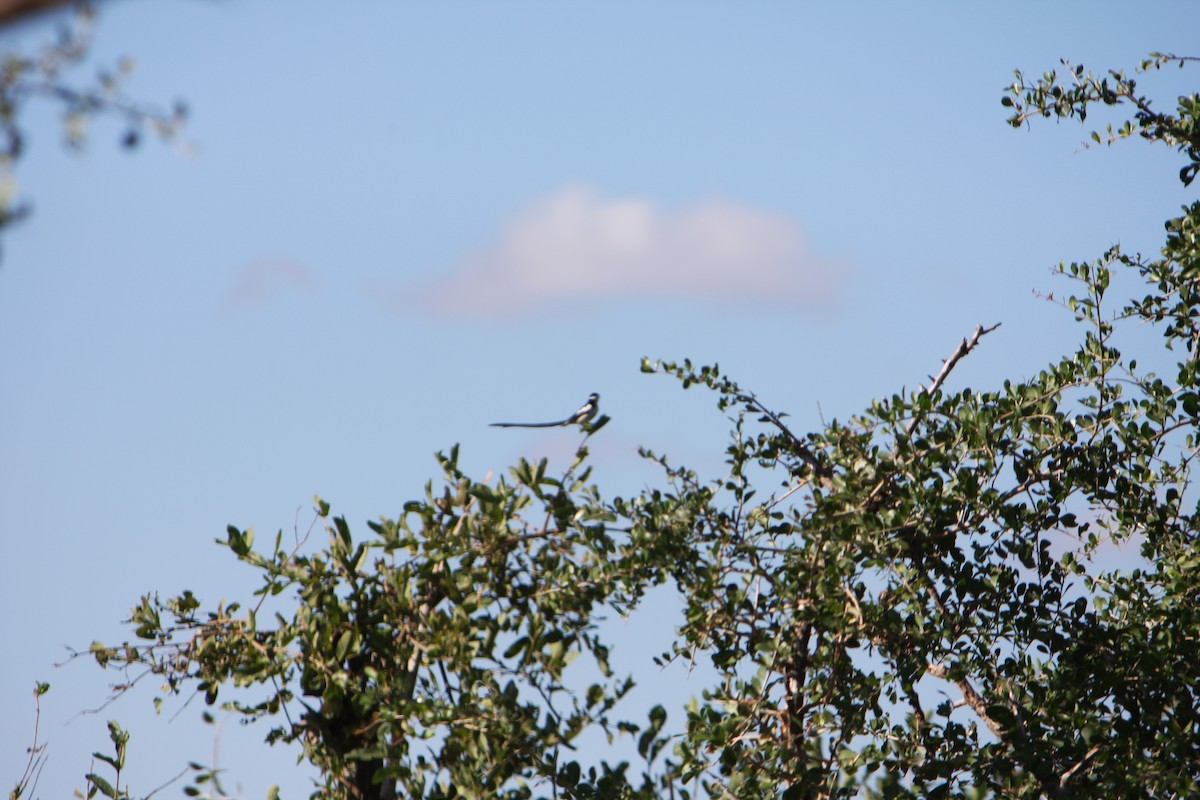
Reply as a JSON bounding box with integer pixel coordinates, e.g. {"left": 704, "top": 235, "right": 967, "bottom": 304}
{"left": 490, "top": 393, "right": 600, "bottom": 428}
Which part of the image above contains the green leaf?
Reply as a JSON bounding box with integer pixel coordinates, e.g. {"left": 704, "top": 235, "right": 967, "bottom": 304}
{"left": 502, "top": 636, "right": 529, "bottom": 660}
{"left": 84, "top": 774, "right": 116, "bottom": 800}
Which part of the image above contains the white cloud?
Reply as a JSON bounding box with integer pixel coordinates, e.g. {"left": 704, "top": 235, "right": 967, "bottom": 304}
{"left": 408, "top": 184, "right": 843, "bottom": 317}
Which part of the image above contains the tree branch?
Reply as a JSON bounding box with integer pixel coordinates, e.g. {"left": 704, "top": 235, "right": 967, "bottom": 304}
{"left": 924, "top": 661, "right": 1002, "bottom": 738}
{"left": 911, "top": 322, "right": 1002, "bottom": 434}
{"left": 865, "top": 322, "right": 1001, "bottom": 511}
{"left": 1059, "top": 743, "right": 1101, "bottom": 789}
{"left": 0, "top": 0, "right": 76, "bottom": 25}
{"left": 735, "top": 390, "right": 834, "bottom": 488}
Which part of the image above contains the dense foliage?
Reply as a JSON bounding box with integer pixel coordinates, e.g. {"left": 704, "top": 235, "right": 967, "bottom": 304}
{"left": 15, "top": 54, "right": 1200, "bottom": 800}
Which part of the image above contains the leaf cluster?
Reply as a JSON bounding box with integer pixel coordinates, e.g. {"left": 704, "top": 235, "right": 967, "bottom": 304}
{"left": 85, "top": 443, "right": 678, "bottom": 800}
{"left": 1003, "top": 53, "right": 1200, "bottom": 186}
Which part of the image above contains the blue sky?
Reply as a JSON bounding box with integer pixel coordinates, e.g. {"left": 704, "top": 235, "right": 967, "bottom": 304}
{"left": 1, "top": 2, "right": 1196, "bottom": 797}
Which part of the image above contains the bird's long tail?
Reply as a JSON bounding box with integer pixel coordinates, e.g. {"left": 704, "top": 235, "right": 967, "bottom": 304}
{"left": 489, "top": 419, "right": 568, "bottom": 428}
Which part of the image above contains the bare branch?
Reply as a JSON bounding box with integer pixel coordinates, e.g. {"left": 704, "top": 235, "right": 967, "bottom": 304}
{"left": 1059, "top": 743, "right": 1101, "bottom": 789}
{"left": 914, "top": 322, "right": 1002, "bottom": 432}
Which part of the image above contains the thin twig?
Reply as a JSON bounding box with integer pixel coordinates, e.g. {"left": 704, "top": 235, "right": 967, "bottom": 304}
{"left": 734, "top": 391, "right": 833, "bottom": 487}
{"left": 143, "top": 764, "right": 191, "bottom": 800}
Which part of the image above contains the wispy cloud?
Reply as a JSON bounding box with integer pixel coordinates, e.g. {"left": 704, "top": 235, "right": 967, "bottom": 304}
{"left": 222, "top": 256, "right": 316, "bottom": 309}
{"left": 403, "top": 185, "right": 844, "bottom": 318}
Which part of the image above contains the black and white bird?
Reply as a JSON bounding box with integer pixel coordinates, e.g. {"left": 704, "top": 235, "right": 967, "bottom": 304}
{"left": 490, "top": 393, "right": 600, "bottom": 428}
